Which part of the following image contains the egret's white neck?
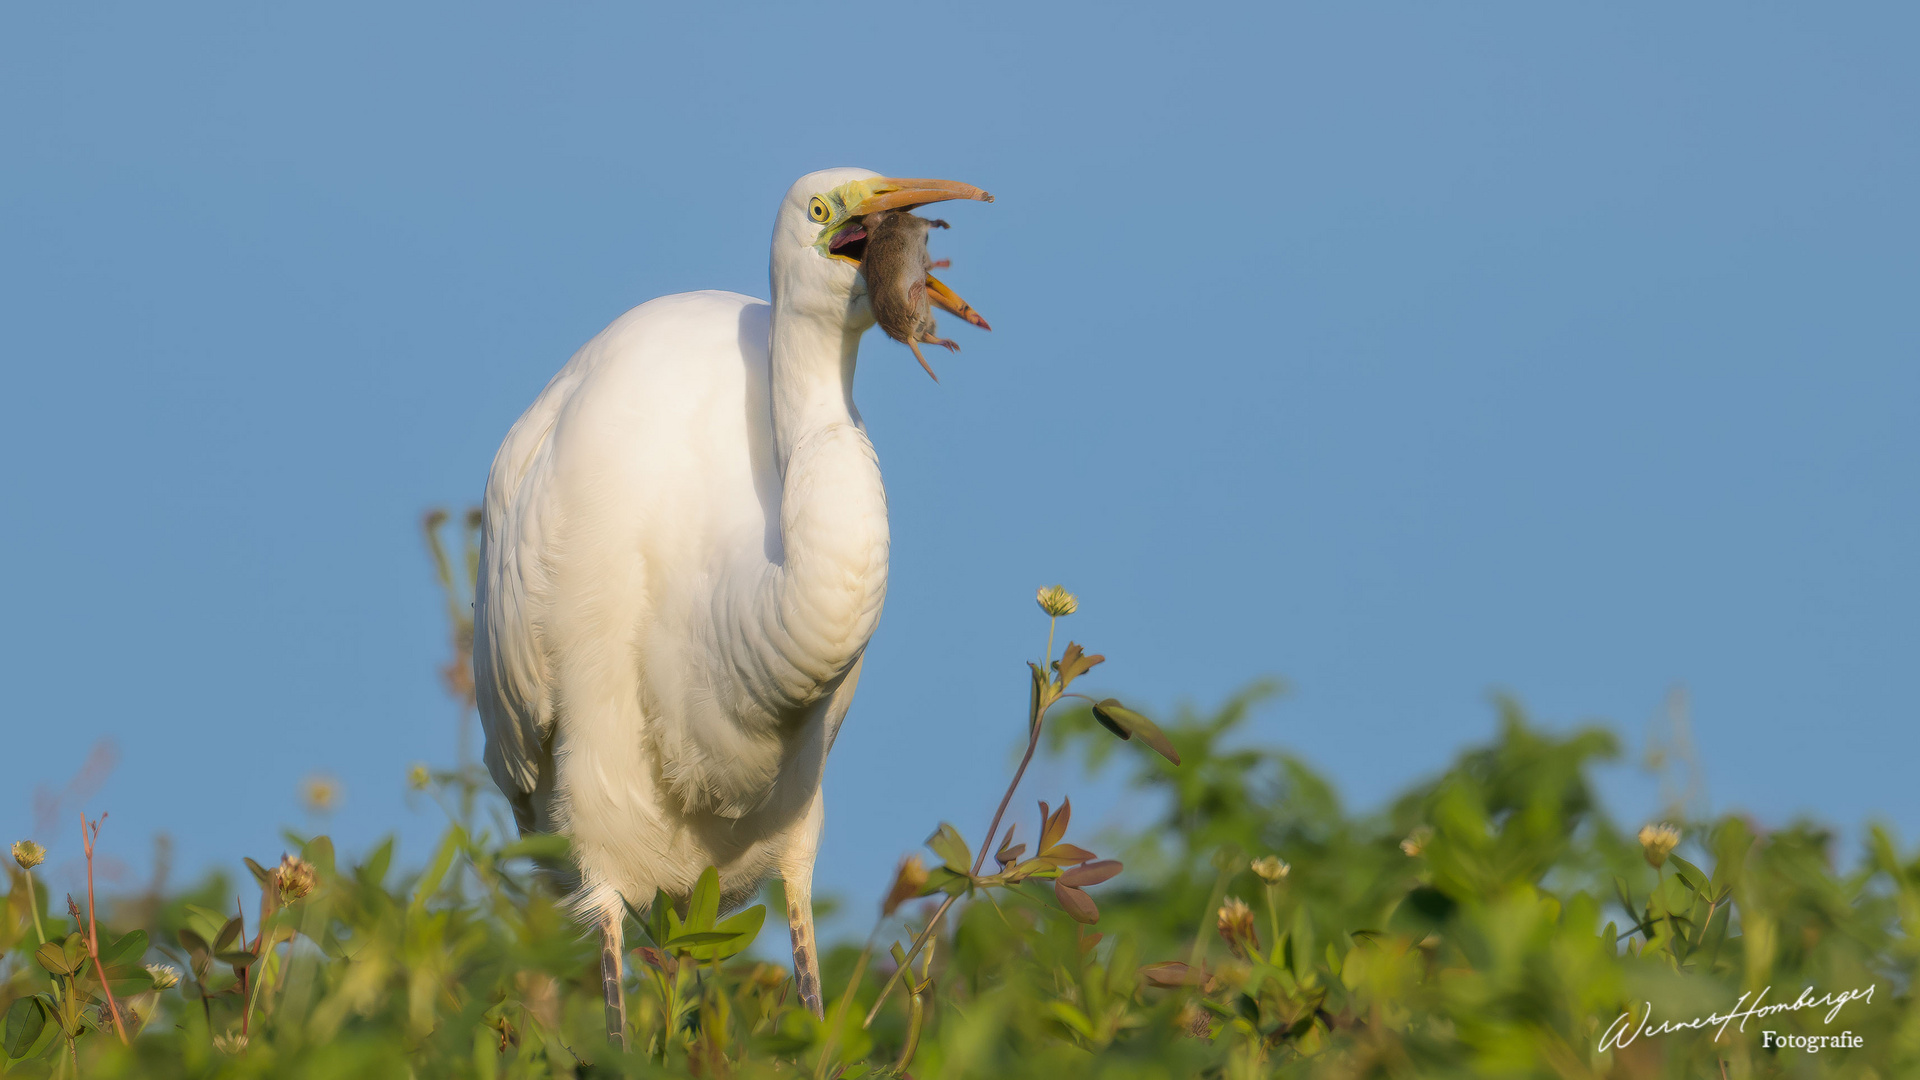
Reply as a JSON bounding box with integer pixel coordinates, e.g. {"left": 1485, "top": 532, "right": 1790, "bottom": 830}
{"left": 703, "top": 284, "right": 885, "bottom": 775}
{"left": 768, "top": 300, "right": 865, "bottom": 467}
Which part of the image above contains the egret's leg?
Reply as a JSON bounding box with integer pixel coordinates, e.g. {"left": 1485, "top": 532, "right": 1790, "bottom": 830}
{"left": 600, "top": 908, "right": 627, "bottom": 1049}
{"left": 786, "top": 874, "right": 824, "bottom": 1019}
{"left": 782, "top": 792, "right": 827, "bottom": 1019}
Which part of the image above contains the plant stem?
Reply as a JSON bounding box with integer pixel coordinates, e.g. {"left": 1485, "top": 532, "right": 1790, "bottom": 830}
{"left": 23, "top": 872, "right": 46, "bottom": 945}
{"left": 862, "top": 894, "right": 957, "bottom": 1029}
{"left": 812, "top": 934, "right": 877, "bottom": 1080}
{"left": 1188, "top": 863, "right": 1234, "bottom": 975}
{"left": 235, "top": 897, "right": 252, "bottom": 1038}
{"left": 868, "top": 619, "right": 1061, "bottom": 1030}
{"left": 1262, "top": 882, "right": 1282, "bottom": 961}
{"left": 79, "top": 814, "right": 129, "bottom": 1044}
{"left": 974, "top": 728, "right": 1043, "bottom": 878}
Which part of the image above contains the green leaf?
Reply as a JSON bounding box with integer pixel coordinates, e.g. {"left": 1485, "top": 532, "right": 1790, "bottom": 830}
{"left": 409, "top": 825, "right": 467, "bottom": 916}
{"left": 214, "top": 916, "right": 244, "bottom": 953}
{"left": 1669, "top": 856, "right": 1709, "bottom": 894}
{"left": 34, "top": 941, "right": 79, "bottom": 977}
{"left": 685, "top": 866, "right": 721, "bottom": 933}
{"left": 107, "top": 971, "right": 155, "bottom": 998}
{"left": 664, "top": 930, "right": 742, "bottom": 947}
{"left": 217, "top": 951, "right": 258, "bottom": 969}
{"left": 648, "top": 888, "right": 675, "bottom": 952}
{"left": 182, "top": 905, "right": 230, "bottom": 948}
{"left": 497, "top": 833, "right": 571, "bottom": 862}
{"left": 687, "top": 904, "right": 765, "bottom": 962}
{"left": 302, "top": 834, "right": 337, "bottom": 878}
{"left": 359, "top": 836, "right": 395, "bottom": 888}
{"left": 927, "top": 823, "right": 973, "bottom": 876}
{"left": 924, "top": 866, "right": 972, "bottom": 897}
{"left": 99, "top": 929, "right": 148, "bottom": 969}
{"left": 1047, "top": 1000, "right": 1096, "bottom": 1038}
{"left": 619, "top": 893, "right": 655, "bottom": 947}
{"left": 1290, "top": 904, "right": 1315, "bottom": 984}
{"left": 244, "top": 857, "right": 273, "bottom": 887}
{"left": 1091, "top": 700, "right": 1180, "bottom": 765}
{"left": 3, "top": 997, "right": 47, "bottom": 1059}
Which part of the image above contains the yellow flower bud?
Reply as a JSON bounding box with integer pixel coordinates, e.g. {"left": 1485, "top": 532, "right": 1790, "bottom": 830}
{"left": 1400, "top": 826, "right": 1434, "bottom": 857}
{"left": 1250, "top": 856, "right": 1290, "bottom": 884}
{"left": 1216, "top": 896, "right": 1259, "bottom": 959}
{"left": 11, "top": 840, "right": 46, "bottom": 870}
{"left": 301, "top": 775, "right": 339, "bottom": 814}
{"left": 407, "top": 763, "right": 432, "bottom": 791}
{"left": 1036, "top": 585, "right": 1078, "bottom": 618}
{"left": 277, "top": 854, "right": 317, "bottom": 902}
{"left": 1638, "top": 823, "right": 1681, "bottom": 868}
{"left": 882, "top": 854, "right": 929, "bottom": 917}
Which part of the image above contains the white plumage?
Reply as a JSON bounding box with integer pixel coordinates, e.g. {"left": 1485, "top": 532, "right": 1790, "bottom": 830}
{"left": 473, "top": 168, "right": 990, "bottom": 1030}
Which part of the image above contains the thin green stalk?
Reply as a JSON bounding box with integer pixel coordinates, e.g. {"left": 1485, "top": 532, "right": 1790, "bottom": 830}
{"left": 22, "top": 871, "right": 46, "bottom": 946}
{"left": 891, "top": 934, "right": 936, "bottom": 1077}
{"left": 864, "top": 895, "right": 957, "bottom": 1029}
{"left": 813, "top": 934, "right": 878, "bottom": 1080}
{"left": 1262, "top": 882, "right": 1282, "bottom": 961}
{"left": 1188, "top": 863, "right": 1235, "bottom": 974}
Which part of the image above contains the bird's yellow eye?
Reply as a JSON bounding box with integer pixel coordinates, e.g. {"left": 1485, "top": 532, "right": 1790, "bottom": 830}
{"left": 808, "top": 196, "right": 831, "bottom": 223}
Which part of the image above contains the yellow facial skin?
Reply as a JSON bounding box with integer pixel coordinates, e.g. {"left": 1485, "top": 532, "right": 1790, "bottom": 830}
{"left": 809, "top": 177, "right": 993, "bottom": 261}
{"left": 810, "top": 180, "right": 882, "bottom": 261}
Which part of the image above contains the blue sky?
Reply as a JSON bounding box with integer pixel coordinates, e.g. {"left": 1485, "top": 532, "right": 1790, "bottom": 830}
{"left": 3, "top": 3, "right": 1914, "bottom": 911}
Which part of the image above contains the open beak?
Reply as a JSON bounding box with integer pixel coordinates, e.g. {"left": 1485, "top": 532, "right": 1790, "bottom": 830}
{"left": 830, "top": 177, "right": 994, "bottom": 331}
{"left": 850, "top": 177, "right": 993, "bottom": 215}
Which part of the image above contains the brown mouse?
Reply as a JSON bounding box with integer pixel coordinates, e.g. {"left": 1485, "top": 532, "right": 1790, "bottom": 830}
{"left": 861, "top": 209, "right": 957, "bottom": 381}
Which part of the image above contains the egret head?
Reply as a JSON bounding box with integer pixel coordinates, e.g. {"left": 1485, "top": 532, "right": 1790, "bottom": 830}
{"left": 771, "top": 168, "right": 992, "bottom": 331}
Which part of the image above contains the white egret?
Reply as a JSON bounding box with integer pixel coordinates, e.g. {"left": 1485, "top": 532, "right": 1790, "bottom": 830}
{"left": 473, "top": 168, "right": 992, "bottom": 1041}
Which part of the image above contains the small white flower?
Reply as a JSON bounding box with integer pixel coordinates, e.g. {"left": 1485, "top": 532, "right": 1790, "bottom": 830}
{"left": 1250, "top": 856, "right": 1290, "bottom": 883}
{"left": 1036, "top": 585, "right": 1078, "bottom": 618}
{"left": 146, "top": 963, "right": 182, "bottom": 990}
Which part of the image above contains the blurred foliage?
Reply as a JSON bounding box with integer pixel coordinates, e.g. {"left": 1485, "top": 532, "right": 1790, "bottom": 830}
{"left": 5, "top": 580, "right": 1916, "bottom": 1076}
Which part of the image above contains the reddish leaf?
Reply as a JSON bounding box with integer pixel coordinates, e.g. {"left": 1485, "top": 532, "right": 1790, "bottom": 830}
{"left": 1053, "top": 881, "right": 1100, "bottom": 924}
{"left": 1059, "top": 860, "right": 1123, "bottom": 888}
{"left": 1140, "top": 961, "right": 1206, "bottom": 988}
{"left": 1092, "top": 700, "right": 1181, "bottom": 765}
{"left": 1040, "top": 844, "right": 1097, "bottom": 865}
{"left": 1040, "top": 798, "right": 1073, "bottom": 851}
{"left": 1053, "top": 642, "right": 1105, "bottom": 691}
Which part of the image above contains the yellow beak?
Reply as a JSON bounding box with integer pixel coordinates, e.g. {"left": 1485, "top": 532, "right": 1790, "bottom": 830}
{"left": 850, "top": 177, "right": 994, "bottom": 330}
{"left": 849, "top": 177, "right": 994, "bottom": 215}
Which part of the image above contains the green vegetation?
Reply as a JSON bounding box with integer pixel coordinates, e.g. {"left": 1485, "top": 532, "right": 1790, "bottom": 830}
{"left": 4, "top": 568, "right": 1915, "bottom": 1076}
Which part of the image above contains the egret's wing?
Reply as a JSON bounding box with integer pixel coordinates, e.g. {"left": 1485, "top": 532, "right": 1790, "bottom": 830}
{"left": 474, "top": 366, "right": 582, "bottom": 833}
